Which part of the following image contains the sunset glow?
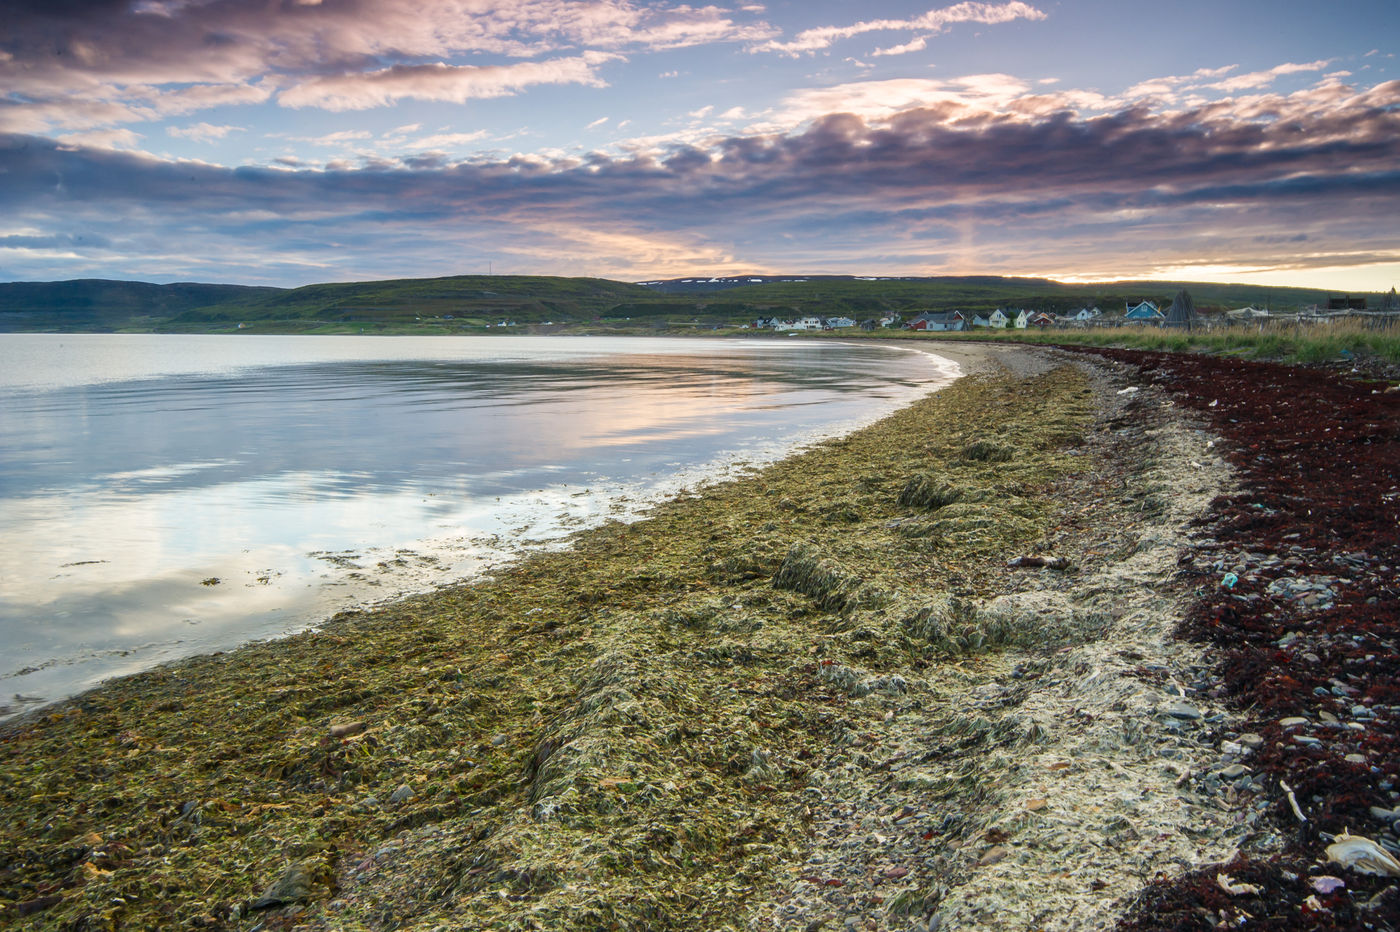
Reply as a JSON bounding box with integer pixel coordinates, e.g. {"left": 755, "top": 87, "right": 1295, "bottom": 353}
{"left": 2, "top": 1, "right": 1396, "bottom": 289}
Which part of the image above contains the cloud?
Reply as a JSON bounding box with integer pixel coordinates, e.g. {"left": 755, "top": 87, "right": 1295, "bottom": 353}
{"left": 872, "top": 37, "right": 928, "bottom": 57}
{"left": 167, "top": 122, "right": 244, "bottom": 143}
{"left": 1207, "top": 59, "right": 1332, "bottom": 92}
{"left": 752, "top": 1, "right": 1045, "bottom": 56}
{"left": 55, "top": 128, "right": 145, "bottom": 150}
{"left": 586, "top": 116, "right": 610, "bottom": 130}
{"left": 2, "top": 78, "right": 1397, "bottom": 285}
{"left": 773, "top": 74, "right": 1038, "bottom": 126}
{"left": 278, "top": 52, "right": 622, "bottom": 111}
{"left": 0, "top": 0, "right": 773, "bottom": 135}
{"left": 401, "top": 131, "right": 491, "bottom": 150}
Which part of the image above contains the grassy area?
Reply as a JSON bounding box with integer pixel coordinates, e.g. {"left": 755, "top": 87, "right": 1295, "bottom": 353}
{"left": 0, "top": 363, "right": 1100, "bottom": 931}
{"left": 839, "top": 317, "right": 1400, "bottom": 370}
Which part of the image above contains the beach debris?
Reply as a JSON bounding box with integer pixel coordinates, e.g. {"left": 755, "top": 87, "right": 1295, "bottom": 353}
{"left": 1325, "top": 830, "right": 1400, "bottom": 877}
{"left": 1216, "top": 873, "right": 1262, "bottom": 896}
{"left": 1280, "top": 779, "right": 1308, "bottom": 824}
{"left": 201, "top": 576, "right": 221, "bottom": 586}
{"left": 1220, "top": 572, "right": 1238, "bottom": 589}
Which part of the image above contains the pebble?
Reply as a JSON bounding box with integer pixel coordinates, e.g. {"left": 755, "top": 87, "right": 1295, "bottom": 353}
{"left": 1279, "top": 717, "right": 1309, "bottom": 728}
{"left": 1239, "top": 733, "right": 1264, "bottom": 749}
{"left": 388, "top": 784, "right": 415, "bottom": 804}
{"left": 1219, "top": 764, "right": 1249, "bottom": 780}
{"left": 1292, "top": 736, "right": 1321, "bottom": 747}
{"left": 1346, "top": 754, "right": 1368, "bottom": 764}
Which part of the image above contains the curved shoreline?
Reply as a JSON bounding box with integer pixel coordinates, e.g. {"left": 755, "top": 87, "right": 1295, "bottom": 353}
{"left": 0, "top": 336, "right": 956, "bottom": 719}
{"left": 3, "top": 343, "right": 1394, "bottom": 930}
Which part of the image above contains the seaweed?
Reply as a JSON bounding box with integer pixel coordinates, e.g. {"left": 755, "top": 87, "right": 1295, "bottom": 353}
{"left": 0, "top": 363, "right": 1101, "bottom": 931}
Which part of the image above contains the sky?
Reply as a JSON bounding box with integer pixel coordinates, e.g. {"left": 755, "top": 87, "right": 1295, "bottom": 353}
{"left": 1, "top": 0, "right": 1397, "bottom": 289}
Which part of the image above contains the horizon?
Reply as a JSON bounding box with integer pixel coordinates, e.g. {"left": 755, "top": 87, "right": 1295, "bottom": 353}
{"left": 2, "top": 1, "right": 1398, "bottom": 291}
{"left": 0, "top": 268, "right": 1383, "bottom": 293}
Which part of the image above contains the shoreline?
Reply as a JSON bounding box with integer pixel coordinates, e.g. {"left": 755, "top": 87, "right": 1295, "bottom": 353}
{"left": 2, "top": 343, "right": 1394, "bottom": 929}
{"left": 0, "top": 335, "right": 956, "bottom": 719}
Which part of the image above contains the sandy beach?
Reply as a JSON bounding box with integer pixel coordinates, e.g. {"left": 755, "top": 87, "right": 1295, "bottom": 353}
{"left": 2, "top": 342, "right": 1396, "bottom": 931}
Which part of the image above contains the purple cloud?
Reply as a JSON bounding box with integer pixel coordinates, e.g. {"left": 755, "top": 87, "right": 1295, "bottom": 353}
{"left": 1, "top": 77, "right": 1397, "bottom": 283}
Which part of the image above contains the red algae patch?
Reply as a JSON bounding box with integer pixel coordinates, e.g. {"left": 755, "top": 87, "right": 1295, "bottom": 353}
{"left": 1069, "top": 349, "right": 1400, "bottom": 930}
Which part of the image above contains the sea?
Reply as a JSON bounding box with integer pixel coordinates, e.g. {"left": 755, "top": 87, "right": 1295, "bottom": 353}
{"left": 0, "top": 334, "right": 958, "bottom": 716}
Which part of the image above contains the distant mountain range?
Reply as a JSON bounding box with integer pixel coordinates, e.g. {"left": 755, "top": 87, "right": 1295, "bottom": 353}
{"left": 0, "top": 273, "right": 1358, "bottom": 333}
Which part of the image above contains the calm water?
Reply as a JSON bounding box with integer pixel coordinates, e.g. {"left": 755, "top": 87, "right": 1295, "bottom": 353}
{"left": 0, "top": 334, "right": 957, "bottom": 714}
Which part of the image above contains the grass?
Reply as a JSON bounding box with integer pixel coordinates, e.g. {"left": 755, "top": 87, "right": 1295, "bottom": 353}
{"left": 0, "top": 363, "right": 1102, "bottom": 931}
{"left": 847, "top": 317, "right": 1400, "bottom": 369}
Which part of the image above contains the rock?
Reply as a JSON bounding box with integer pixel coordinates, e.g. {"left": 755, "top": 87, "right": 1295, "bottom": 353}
{"left": 251, "top": 858, "right": 326, "bottom": 909}
{"left": 1165, "top": 701, "right": 1202, "bottom": 720}
{"left": 976, "top": 845, "right": 1009, "bottom": 867}
{"left": 1239, "top": 733, "right": 1264, "bottom": 749}
{"left": 330, "top": 721, "right": 367, "bottom": 739}
{"left": 388, "top": 783, "right": 415, "bottom": 804}
{"left": 1219, "top": 764, "right": 1249, "bottom": 780}
{"left": 1346, "top": 754, "right": 1368, "bottom": 764}
{"left": 1279, "top": 717, "right": 1309, "bottom": 728}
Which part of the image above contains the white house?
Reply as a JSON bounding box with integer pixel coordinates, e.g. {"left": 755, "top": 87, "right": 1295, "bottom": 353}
{"left": 825, "top": 316, "right": 857, "bottom": 329}
{"left": 987, "top": 309, "right": 1029, "bottom": 328}
{"left": 1071, "top": 307, "right": 1102, "bottom": 321}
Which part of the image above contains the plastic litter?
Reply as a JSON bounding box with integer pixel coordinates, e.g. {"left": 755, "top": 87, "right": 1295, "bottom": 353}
{"left": 1221, "top": 572, "right": 1238, "bottom": 589}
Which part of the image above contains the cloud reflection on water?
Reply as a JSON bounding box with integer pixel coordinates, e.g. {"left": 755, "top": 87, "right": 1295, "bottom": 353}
{"left": 0, "top": 336, "right": 955, "bottom": 714}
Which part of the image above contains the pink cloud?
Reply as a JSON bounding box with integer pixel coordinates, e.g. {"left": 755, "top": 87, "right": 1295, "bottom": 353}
{"left": 752, "top": 1, "right": 1045, "bottom": 56}
{"left": 278, "top": 52, "right": 621, "bottom": 111}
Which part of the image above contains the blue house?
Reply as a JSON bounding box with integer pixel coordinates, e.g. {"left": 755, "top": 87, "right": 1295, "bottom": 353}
{"left": 1125, "top": 301, "right": 1163, "bottom": 321}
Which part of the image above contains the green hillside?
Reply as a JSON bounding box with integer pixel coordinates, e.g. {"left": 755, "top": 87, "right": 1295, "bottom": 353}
{"left": 175, "top": 275, "right": 688, "bottom": 330}
{"left": 0, "top": 279, "right": 282, "bottom": 331}
{"left": 0, "top": 273, "right": 1376, "bottom": 333}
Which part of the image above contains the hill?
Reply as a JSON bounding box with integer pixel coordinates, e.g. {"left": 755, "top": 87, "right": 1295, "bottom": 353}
{"left": 0, "top": 280, "right": 282, "bottom": 331}
{"left": 0, "top": 273, "right": 1376, "bottom": 333}
{"left": 635, "top": 275, "right": 1339, "bottom": 317}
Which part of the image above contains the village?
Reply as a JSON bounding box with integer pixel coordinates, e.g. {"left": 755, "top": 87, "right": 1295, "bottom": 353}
{"left": 754, "top": 287, "right": 1400, "bottom": 333}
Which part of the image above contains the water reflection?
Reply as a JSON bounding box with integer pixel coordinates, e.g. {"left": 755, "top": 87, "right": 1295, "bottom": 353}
{"left": 0, "top": 335, "right": 956, "bottom": 714}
